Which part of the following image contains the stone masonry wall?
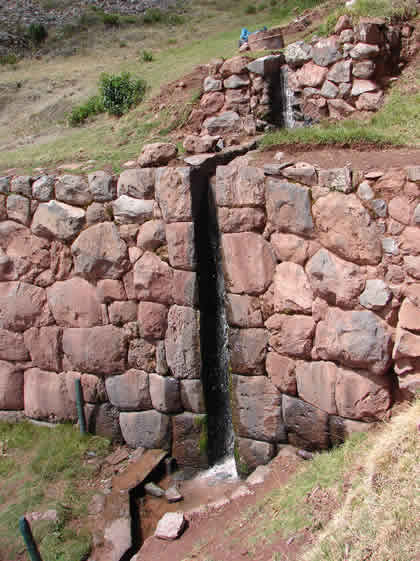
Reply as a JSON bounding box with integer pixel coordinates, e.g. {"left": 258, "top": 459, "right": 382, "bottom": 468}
{"left": 0, "top": 160, "right": 208, "bottom": 469}
{"left": 0, "top": 155, "right": 419, "bottom": 475}
{"left": 187, "top": 17, "right": 410, "bottom": 145}
{"left": 213, "top": 157, "right": 420, "bottom": 474}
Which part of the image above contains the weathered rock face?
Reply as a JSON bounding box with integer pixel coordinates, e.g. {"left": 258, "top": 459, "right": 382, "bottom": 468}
{"left": 165, "top": 306, "right": 200, "bottom": 379}
{"left": 313, "top": 193, "right": 382, "bottom": 264}
{"left": 71, "top": 223, "right": 128, "bottom": 279}
{"left": 0, "top": 155, "right": 417, "bottom": 469}
{"left": 222, "top": 233, "right": 276, "bottom": 295}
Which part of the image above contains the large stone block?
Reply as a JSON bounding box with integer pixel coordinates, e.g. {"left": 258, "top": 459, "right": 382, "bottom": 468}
{"left": 312, "top": 37, "right": 342, "bottom": 67}
{"left": 272, "top": 262, "right": 314, "bottom": 314}
{"left": 295, "top": 361, "right": 337, "bottom": 414}
{"left": 0, "top": 282, "right": 51, "bottom": 332}
{"left": 296, "top": 62, "right": 328, "bottom": 87}
{"left": 138, "top": 301, "right": 168, "bottom": 339}
{"left": 180, "top": 380, "right": 205, "bottom": 413}
{"left": 120, "top": 410, "right": 171, "bottom": 449}
{"left": 105, "top": 369, "right": 152, "bottom": 411}
{"left": 393, "top": 328, "right": 420, "bottom": 360}
{"left": 217, "top": 207, "right": 265, "bottom": 233}
{"left": 267, "top": 314, "right": 315, "bottom": 358}
{"left": 282, "top": 394, "right": 329, "bottom": 450}
{"left": 0, "top": 361, "right": 24, "bottom": 410}
{"left": 398, "top": 298, "right": 420, "bottom": 333}
{"left": 214, "top": 165, "right": 265, "bottom": 207}
{"left": 6, "top": 194, "right": 30, "bottom": 225}
{"left": 117, "top": 168, "right": 155, "bottom": 199}
{"left": 85, "top": 402, "right": 122, "bottom": 440}
{"left": 24, "top": 327, "right": 61, "bottom": 371}
{"left": 172, "top": 412, "right": 208, "bottom": 469}
{"left": 155, "top": 167, "right": 193, "bottom": 223}
{"left": 172, "top": 270, "right": 198, "bottom": 307}
{"left": 149, "top": 373, "right": 182, "bottom": 413}
{"left": 221, "top": 233, "right": 276, "bottom": 295}
{"left": 312, "top": 193, "right": 382, "bottom": 265}
{"left": 112, "top": 196, "right": 154, "bottom": 225}
{"left": 31, "top": 200, "right": 86, "bottom": 242}
{"left": 47, "top": 277, "right": 103, "bottom": 327}
{"left": 166, "top": 222, "right": 196, "bottom": 271}
{"left": 232, "top": 375, "right": 285, "bottom": 443}
{"left": 234, "top": 437, "right": 276, "bottom": 476}
{"left": 313, "top": 308, "right": 392, "bottom": 375}
{"left": 226, "top": 294, "right": 263, "bottom": 328}
{"left": 0, "top": 329, "right": 29, "bottom": 361}
{"left": 87, "top": 170, "right": 115, "bottom": 202}
{"left": 128, "top": 338, "right": 156, "bottom": 372}
{"left": 335, "top": 368, "right": 392, "bottom": 421}
{"left": 306, "top": 248, "right": 365, "bottom": 308}
{"left": 71, "top": 223, "right": 128, "bottom": 280}
{"left": 136, "top": 220, "right": 165, "bottom": 250}
{"left": 138, "top": 143, "right": 177, "bottom": 167}
{"left": 229, "top": 328, "right": 268, "bottom": 375}
{"left": 109, "top": 301, "right": 137, "bottom": 326}
{"left": 400, "top": 227, "right": 420, "bottom": 256}
{"left": 165, "top": 305, "right": 200, "bottom": 379}
{"left": 63, "top": 325, "right": 126, "bottom": 375}
{"left": 203, "top": 111, "right": 241, "bottom": 135}
{"left": 266, "top": 179, "right": 314, "bottom": 236}
{"left": 133, "top": 252, "right": 173, "bottom": 305}
{"left": 24, "top": 368, "right": 76, "bottom": 421}
{"left": 266, "top": 352, "right": 296, "bottom": 395}
{"left": 270, "top": 233, "right": 314, "bottom": 265}
{"left": 56, "top": 175, "right": 92, "bottom": 206}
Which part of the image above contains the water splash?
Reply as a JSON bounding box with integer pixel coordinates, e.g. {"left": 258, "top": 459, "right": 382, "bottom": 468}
{"left": 280, "top": 66, "right": 296, "bottom": 129}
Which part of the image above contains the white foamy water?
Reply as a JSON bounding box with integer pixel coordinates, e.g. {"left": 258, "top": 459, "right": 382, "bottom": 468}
{"left": 195, "top": 455, "right": 238, "bottom": 482}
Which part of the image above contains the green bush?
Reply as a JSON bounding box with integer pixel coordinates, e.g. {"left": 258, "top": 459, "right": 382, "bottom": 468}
{"left": 166, "top": 13, "right": 185, "bottom": 25}
{"left": 27, "top": 22, "right": 48, "bottom": 45}
{"left": 0, "top": 53, "right": 19, "bottom": 66}
{"left": 245, "top": 4, "right": 257, "bottom": 14}
{"left": 102, "top": 13, "right": 120, "bottom": 26}
{"left": 141, "top": 49, "right": 154, "bottom": 62}
{"left": 99, "top": 72, "right": 147, "bottom": 116}
{"left": 68, "top": 95, "right": 104, "bottom": 126}
{"left": 143, "top": 8, "right": 163, "bottom": 23}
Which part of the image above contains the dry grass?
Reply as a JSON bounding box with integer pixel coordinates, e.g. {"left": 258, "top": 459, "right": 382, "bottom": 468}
{"left": 304, "top": 400, "right": 420, "bottom": 561}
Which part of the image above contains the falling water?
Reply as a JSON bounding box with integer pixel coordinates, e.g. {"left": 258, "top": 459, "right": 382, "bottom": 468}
{"left": 280, "top": 66, "right": 296, "bottom": 129}
{"left": 192, "top": 170, "right": 235, "bottom": 467}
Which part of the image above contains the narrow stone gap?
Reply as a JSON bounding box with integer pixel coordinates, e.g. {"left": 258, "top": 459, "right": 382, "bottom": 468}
{"left": 119, "top": 489, "right": 142, "bottom": 561}
{"left": 191, "top": 168, "right": 234, "bottom": 466}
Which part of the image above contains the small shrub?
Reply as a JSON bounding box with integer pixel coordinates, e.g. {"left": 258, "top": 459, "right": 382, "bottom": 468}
{"left": 0, "top": 53, "right": 19, "bottom": 66}
{"left": 141, "top": 49, "right": 154, "bottom": 62}
{"left": 68, "top": 95, "right": 104, "bottom": 126}
{"left": 102, "top": 13, "right": 120, "bottom": 26}
{"left": 27, "top": 22, "right": 48, "bottom": 45}
{"left": 166, "top": 13, "right": 185, "bottom": 25}
{"left": 143, "top": 8, "right": 163, "bottom": 24}
{"left": 99, "top": 72, "right": 147, "bottom": 117}
{"left": 245, "top": 4, "right": 257, "bottom": 14}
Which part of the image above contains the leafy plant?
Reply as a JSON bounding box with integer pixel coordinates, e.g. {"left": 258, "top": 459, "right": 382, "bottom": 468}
{"left": 102, "top": 13, "right": 120, "bottom": 26}
{"left": 141, "top": 49, "right": 154, "bottom": 62}
{"left": 143, "top": 7, "right": 163, "bottom": 24}
{"left": 27, "top": 22, "right": 48, "bottom": 45}
{"left": 68, "top": 95, "right": 104, "bottom": 126}
{"left": 0, "top": 53, "right": 19, "bottom": 66}
{"left": 99, "top": 72, "right": 147, "bottom": 116}
{"left": 245, "top": 4, "right": 257, "bottom": 14}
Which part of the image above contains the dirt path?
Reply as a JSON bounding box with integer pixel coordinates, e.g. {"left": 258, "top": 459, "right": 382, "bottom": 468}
{"left": 136, "top": 453, "right": 305, "bottom": 561}
{"left": 253, "top": 146, "right": 420, "bottom": 172}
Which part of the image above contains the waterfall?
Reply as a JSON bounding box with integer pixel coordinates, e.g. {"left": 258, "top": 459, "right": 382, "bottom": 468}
{"left": 192, "top": 170, "right": 234, "bottom": 466}
{"left": 280, "top": 66, "right": 296, "bottom": 129}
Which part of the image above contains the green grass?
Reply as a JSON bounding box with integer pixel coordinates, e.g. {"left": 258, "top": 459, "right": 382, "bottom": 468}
{"left": 0, "top": 0, "right": 330, "bottom": 173}
{"left": 261, "top": 64, "right": 420, "bottom": 148}
{"left": 0, "top": 422, "right": 110, "bottom": 561}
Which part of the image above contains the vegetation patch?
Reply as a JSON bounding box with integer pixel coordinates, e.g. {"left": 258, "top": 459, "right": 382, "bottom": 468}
{"left": 0, "top": 421, "right": 110, "bottom": 561}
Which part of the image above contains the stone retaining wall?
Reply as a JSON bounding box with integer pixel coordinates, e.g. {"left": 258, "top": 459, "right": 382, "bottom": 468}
{"left": 189, "top": 17, "right": 412, "bottom": 142}
{"left": 0, "top": 156, "right": 419, "bottom": 475}
{"left": 214, "top": 157, "right": 420, "bottom": 474}
{"left": 0, "top": 162, "right": 208, "bottom": 469}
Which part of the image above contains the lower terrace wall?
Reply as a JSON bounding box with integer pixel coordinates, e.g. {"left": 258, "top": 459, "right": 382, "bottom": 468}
{"left": 0, "top": 157, "right": 419, "bottom": 475}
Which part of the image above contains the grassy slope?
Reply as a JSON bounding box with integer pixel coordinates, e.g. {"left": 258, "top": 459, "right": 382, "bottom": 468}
{"left": 0, "top": 422, "right": 110, "bottom": 561}
{"left": 0, "top": 0, "right": 326, "bottom": 173}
